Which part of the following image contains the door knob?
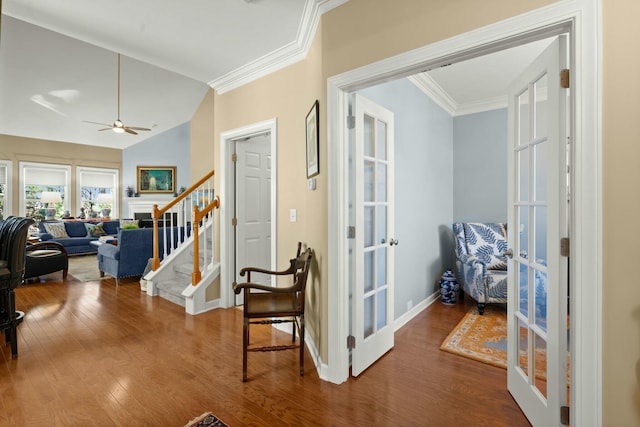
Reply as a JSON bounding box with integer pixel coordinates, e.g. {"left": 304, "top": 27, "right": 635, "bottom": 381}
{"left": 389, "top": 238, "right": 399, "bottom": 246}
{"left": 503, "top": 249, "right": 514, "bottom": 259}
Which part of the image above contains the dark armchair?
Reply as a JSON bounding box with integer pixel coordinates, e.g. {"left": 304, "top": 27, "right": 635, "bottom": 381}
{"left": 24, "top": 241, "right": 69, "bottom": 281}
{"left": 233, "top": 242, "right": 313, "bottom": 382}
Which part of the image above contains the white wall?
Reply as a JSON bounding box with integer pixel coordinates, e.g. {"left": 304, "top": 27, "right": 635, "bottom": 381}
{"left": 358, "top": 78, "right": 454, "bottom": 318}
{"left": 121, "top": 122, "right": 190, "bottom": 217}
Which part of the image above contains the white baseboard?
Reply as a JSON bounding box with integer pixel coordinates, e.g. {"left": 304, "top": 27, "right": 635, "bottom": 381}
{"left": 394, "top": 290, "right": 441, "bottom": 332}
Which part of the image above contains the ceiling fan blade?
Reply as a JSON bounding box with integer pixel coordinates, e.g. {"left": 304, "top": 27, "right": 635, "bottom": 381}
{"left": 124, "top": 128, "right": 138, "bottom": 135}
{"left": 126, "top": 126, "right": 151, "bottom": 131}
{"left": 83, "top": 120, "right": 112, "bottom": 127}
{"left": 98, "top": 128, "right": 112, "bottom": 131}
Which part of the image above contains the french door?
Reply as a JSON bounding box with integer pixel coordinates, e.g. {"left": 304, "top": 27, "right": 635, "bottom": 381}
{"left": 351, "top": 94, "right": 395, "bottom": 376}
{"left": 506, "top": 35, "right": 570, "bottom": 426}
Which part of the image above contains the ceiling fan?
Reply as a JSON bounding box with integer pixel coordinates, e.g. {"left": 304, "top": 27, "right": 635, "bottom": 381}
{"left": 84, "top": 53, "right": 151, "bottom": 135}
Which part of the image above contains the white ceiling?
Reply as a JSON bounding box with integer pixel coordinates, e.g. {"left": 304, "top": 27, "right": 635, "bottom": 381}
{"left": 0, "top": 0, "right": 554, "bottom": 150}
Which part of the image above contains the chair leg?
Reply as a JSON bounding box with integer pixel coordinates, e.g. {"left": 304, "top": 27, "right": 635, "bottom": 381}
{"left": 477, "top": 303, "right": 485, "bottom": 315}
{"left": 242, "top": 317, "right": 249, "bottom": 382}
{"left": 299, "top": 315, "right": 305, "bottom": 377}
{"left": 292, "top": 317, "right": 297, "bottom": 343}
{"left": 62, "top": 268, "right": 68, "bottom": 279}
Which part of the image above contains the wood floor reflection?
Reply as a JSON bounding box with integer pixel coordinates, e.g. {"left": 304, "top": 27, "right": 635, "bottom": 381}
{"left": 1, "top": 271, "right": 530, "bottom": 426}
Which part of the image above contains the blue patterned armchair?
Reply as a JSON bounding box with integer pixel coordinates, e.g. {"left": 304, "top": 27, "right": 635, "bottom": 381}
{"left": 453, "top": 222, "right": 508, "bottom": 314}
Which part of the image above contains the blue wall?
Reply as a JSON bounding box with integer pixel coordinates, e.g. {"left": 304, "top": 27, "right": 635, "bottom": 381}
{"left": 453, "top": 108, "right": 508, "bottom": 223}
{"left": 121, "top": 122, "right": 190, "bottom": 217}
{"left": 358, "top": 78, "right": 455, "bottom": 320}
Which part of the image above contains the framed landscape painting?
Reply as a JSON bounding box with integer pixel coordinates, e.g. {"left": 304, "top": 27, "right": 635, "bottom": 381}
{"left": 137, "top": 166, "right": 176, "bottom": 194}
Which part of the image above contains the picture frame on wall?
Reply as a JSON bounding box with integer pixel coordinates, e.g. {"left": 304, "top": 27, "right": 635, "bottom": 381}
{"left": 306, "top": 100, "right": 320, "bottom": 178}
{"left": 137, "top": 166, "right": 176, "bottom": 194}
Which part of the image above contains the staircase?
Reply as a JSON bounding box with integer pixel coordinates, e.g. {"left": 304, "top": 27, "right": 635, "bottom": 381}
{"left": 142, "top": 170, "right": 221, "bottom": 315}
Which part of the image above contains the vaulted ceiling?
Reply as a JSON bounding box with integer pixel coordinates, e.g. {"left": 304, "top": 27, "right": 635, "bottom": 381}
{"left": 0, "top": 0, "right": 552, "bottom": 150}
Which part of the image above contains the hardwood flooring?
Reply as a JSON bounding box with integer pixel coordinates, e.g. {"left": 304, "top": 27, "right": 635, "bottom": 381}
{"left": 0, "top": 270, "right": 530, "bottom": 426}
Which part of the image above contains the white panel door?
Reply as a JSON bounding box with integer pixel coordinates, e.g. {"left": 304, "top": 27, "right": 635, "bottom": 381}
{"left": 236, "top": 134, "right": 272, "bottom": 288}
{"left": 506, "top": 35, "right": 569, "bottom": 426}
{"left": 352, "top": 94, "right": 395, "bottom": 377}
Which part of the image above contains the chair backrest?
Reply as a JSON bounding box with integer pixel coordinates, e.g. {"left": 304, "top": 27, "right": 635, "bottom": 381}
{"left": 453, "top": 222, "right": 508, "bottom": 270}
{"left": 6, "top": 218, "right": 35, "bottom": 284}
{"left": 0, "top": 216, "right": 20, "bottom": 261}
{"left": 289, "top": 247, "right": 313, "bottom": 312}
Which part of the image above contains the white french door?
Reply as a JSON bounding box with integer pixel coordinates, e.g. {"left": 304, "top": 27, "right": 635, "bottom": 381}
{"left": 351, "top": 94, "right": 395, "bottom": 377}
{"left": 236, "top": 134, "right": 272, "bottom": 292}
{"left": 506, "top": 35, "right": 570, "bottom": 426}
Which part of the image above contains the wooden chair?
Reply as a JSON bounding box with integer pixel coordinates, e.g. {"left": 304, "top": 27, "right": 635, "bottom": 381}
{"left": 233, "top": 242, "right": 313, "bottom": 382}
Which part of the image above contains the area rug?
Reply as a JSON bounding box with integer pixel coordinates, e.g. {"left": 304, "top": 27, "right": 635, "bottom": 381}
{"left": 440, "top": 304, "right": 547, "bottom": 380}
{"left": 67, "top": 254, "right": 103, "bottom": 282}
{"left": 184, "top": 412, "right": 228, "bottom": 427}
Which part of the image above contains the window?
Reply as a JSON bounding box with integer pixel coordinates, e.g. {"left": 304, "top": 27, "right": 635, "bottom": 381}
{"left": 0, "top": 160, "right": 12, "bottom": 220}
{"left": 76, "top": 167, "right": 119, "bottom": 219}
{"left": 19, "top": 162, "right": 71, "bottom": 220}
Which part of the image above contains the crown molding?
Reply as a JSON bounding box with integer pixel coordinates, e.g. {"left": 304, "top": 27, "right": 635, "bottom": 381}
{"left": 408, "top": 73, "right": 507, "bottom": 117}
{"left": 209, "top": 0, "right": 348, "bottom": 94}
{"left": 407, "top": 74, "right": 457, "bottom": 116}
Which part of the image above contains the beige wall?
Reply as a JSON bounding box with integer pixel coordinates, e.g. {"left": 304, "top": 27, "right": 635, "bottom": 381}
{"left": 602, "top": 0, "right": 640, "bottom": 424}
{"left": 210, "top": 23, "right": 326, "bottom": 353}
{"left": 190, "top": 88, "right": 216, "bottom": 182}
{"left": 0, "top": 134, "right": 121, "bottom": 216}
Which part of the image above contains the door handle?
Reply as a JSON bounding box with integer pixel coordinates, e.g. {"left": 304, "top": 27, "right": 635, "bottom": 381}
{"left": 389, "top": 238, "right": 399, "bottom": 246}
{"left": 503, "top": 249, "right": 514, "bottom": 259}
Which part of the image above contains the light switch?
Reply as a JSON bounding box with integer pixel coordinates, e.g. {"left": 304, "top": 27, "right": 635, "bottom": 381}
{"left": 290, "top": 208, "right": 297, "bottom": 222}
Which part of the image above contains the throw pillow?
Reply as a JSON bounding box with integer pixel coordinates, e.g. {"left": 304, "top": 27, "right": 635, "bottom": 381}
{"left": 120, "top": 219, "right": 139, "bottom": 229}
{"left": 85, "top": 222, "right": 107, "bottom": 237}
{"left": 43, "top": 222, "right": 69, "bottom": 239}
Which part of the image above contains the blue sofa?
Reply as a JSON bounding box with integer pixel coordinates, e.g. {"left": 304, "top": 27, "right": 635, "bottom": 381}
{"left": 97, "top": 226, "right": 185, "bottom": 284}
{"left": 38, "top": 220, "right": 120, "bottom": 255}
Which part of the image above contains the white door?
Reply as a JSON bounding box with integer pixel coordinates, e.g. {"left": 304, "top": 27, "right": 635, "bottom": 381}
{"left": 236, "top": 134, "right": 272, "bottom": 291}
{"left": 352, "top": 94, "right": 395, "bottom": 376}
{"left": 506, "top": 35, "right": 569, "bottom": 426}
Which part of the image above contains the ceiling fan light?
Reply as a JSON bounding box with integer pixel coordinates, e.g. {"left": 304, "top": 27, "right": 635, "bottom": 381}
{"left": 112, "top": 126, "right": 125, "bottom": 134}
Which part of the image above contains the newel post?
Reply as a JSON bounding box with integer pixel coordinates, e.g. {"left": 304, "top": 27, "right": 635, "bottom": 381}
{"left": 152, "top": 204, "right": 160, "bottom": 271}
{"left": 192, "top": 205, "right": 202, "bottom": 284}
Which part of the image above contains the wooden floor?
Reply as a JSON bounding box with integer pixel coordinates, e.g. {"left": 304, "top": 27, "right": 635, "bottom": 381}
{"left": 0, "top": 270, "right": 530, "bottom": 426}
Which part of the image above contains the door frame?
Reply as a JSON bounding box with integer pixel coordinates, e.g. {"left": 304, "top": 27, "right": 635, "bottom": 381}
{"left": 326, "top": 1, "right": 600, "bottom": 424}
{"left": 220, "top": 119, "right": 278, "bottom": 308}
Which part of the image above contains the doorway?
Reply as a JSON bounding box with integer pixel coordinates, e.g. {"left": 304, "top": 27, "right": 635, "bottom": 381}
{"left": 220, "top": 119, "right": 278, "bottom": 308}
{"left": 326, "top": 3, "right": 599, "bottom": 424}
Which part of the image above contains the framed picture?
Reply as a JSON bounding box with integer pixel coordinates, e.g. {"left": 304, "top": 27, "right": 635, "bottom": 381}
{"left": 306, "top": 100, "right": 320, "bottom": 178}
{"left": 137, "top": 166, "right": 176, "bottom": 194}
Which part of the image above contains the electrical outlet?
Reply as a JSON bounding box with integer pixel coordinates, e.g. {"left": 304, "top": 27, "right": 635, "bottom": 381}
{"left": 290, "top": 208, "right": 297, "bottom": 222}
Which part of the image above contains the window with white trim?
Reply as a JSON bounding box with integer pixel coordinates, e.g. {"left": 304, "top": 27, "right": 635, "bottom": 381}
{"left": 19, "top": 162, "right": 71, "bottom": 219}
{"left": 76, "top": 166, "right": 119, "bottom": 219}
{"left": 0, "top": 160, "right": 12, "bottom": 220}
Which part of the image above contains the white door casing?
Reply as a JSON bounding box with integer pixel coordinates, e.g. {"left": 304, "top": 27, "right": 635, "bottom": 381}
{"left": 351, "top": 93, "right": 395, "bottom": 376}
{"left": 220, "top": 119, "right": 278, "bottom": 309}
{"left": 506, "top": 35, "right": 569, "bottom": 426}
{"left": 326, "top": 2, "right": 599, "bottom": 424}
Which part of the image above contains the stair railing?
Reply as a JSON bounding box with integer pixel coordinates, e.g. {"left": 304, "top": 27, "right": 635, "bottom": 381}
{"left": 151, "top": 171, "right": 219, "bottom": 284}
{"left": 191, "top": 195, "right": 220, "bottom": 284}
